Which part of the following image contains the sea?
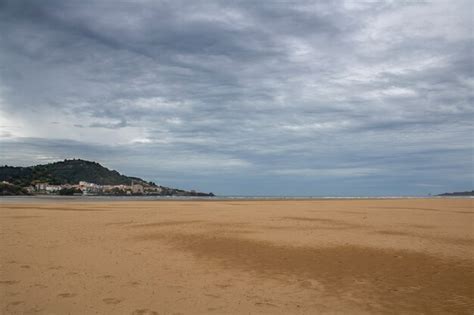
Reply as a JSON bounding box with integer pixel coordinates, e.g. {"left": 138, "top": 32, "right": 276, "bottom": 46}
{"left": 0, "top": 195, "right": 471, "bottom": 203}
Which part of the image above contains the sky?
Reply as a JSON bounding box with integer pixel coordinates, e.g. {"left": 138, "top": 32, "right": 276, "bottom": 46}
{"left": 0, "top": 0, "right": 472, "bottom": 196}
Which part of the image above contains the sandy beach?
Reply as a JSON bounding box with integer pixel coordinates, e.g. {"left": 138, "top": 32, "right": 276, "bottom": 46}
{"left": 0, "top": 198, "right": 473, "bottom": 314}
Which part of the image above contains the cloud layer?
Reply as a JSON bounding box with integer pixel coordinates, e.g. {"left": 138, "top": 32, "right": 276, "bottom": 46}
{"left": 1, "top": 0, "right": 472, "bottom": 195}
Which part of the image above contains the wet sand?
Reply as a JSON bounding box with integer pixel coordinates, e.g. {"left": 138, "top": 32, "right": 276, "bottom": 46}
{"left": 1, "top": 198, "right": 473, "bottom": 314}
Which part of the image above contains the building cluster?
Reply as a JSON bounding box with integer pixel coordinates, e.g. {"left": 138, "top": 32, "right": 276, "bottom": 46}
{"left": 32, "top": 180, "right": 162, "bottom": 195}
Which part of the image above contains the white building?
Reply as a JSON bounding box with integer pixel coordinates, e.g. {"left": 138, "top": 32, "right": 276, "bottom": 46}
{"left": 131, "top": 183, "right": 144, "bottom": 194}
{"left": 145, "top": 186, "right": 162, "bottom": 193}
{"left": 35, "top": 182, "right": 48, "bottom": 191}
{"left": 79, "top": 181, "right": 101, "bottom": 193}
{"left": 45, "top": 185, "right": 61, "bottom": 193}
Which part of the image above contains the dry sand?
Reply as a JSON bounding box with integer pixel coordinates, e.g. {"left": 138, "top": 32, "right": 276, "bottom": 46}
{"left": 0, "top": 198, "right": 473, "bottom": 314}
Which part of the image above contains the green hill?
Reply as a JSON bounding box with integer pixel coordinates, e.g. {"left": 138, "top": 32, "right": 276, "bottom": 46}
{"left": 437, "top": 190, "right": 474, "bottom": 196}
{"left": 0, "top": 159, "right": 154, "bottom": 187}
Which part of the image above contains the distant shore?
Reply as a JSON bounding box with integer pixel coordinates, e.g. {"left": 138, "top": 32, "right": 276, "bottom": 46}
{"left": 1, "top": 195, "right": 472, "bottom": 204}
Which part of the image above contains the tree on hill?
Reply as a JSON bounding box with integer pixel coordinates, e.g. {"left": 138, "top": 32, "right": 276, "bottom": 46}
{"left": 0, "top": 159, "right": 152, "bottom": 187}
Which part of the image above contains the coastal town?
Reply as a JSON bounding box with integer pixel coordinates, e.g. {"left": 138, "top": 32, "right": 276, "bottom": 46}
{"left": 1, "top": 180, "right": 162, "bottom": 196}
{"left": 0, "top": 159, "right": 215, "bottom": 197}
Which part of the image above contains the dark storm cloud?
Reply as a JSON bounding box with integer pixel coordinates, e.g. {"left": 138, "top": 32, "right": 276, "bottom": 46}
{"left": 0, "top": 0, "right": 472, "bottom": 195}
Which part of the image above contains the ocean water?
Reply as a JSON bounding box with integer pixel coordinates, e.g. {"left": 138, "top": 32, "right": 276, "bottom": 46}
{"left": 0, "top": 195, "right": 471, "bottom": 203}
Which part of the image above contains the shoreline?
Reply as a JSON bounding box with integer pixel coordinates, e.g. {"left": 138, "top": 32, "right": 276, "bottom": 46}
{"left": 1, "top": 195, "right": 472, "bottom": 203}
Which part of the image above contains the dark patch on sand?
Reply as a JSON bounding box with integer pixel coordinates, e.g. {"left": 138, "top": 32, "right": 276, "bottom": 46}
{"left": 371, "top": 206, "right": 473, "bottom": 214}
{"left": 105, "top": 221, "right": 135, "bottom": 226}
{"left": 2, "top": 205, "right": 109, "bottom": 212}
{"left": 103, "top": 297, "right": 122, "bottom": 304}
{"left": 375, "top": 230, "right": 412, "bottom": 236}
{"left": 0, "top": 280, "right": 19, "bottom": 285}
{"left": 371, "top": 206, "right": 443, "bottom": 212}
{"left": 132, "top": 309, "right": 158, "bottom": 315}
{"left": 131, "top": 220, "right": 203, "bottom": 228}
{"left": 3, "top": 215, "right": 42, "bottom": 219}
{"left": 57, "top": 293, "right": 76, "bottom": 298}
{"left": 282, "top": 216, "right": 345, "bottom": 223}
{"left": 136, "top": 232, "right": 474, "bottom": 314}
{"left": 270, "top": 216, "right": 364, "bottom": 231}
{"left": 408, "top": 224, "right": 436, "bottom": 229}
{"left": 375, "top": 230, "right": 474, "bottom": 246}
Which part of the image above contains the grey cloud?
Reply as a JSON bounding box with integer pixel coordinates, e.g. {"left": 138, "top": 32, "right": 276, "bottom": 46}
{"left": 0, "top": 0, "right": 472, "bottom": 195}
{"left": 89, "top": 119, "right": 128, "bottom": 129}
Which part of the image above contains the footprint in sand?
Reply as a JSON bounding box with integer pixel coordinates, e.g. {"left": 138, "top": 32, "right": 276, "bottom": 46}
{"left": 131, "top": 309, "right": 158, "bottom": 315}
{"left": 7, "top": 292, "right": 20, "bottom": 297}
{"left": 255, "top": 302, "right": 278, "bottom": 307}
{"left": 57, "top": 293, "right": 76, "bottom": 298}
{"left": 207, "top": 307, "right": 223, "bottom": 312}
{"left": 49, "top": 266, "right": 63, "bottom": 270}
{"left": 0, "top": 280, "right": 19, "bottom": 285}
{"left": 27, "top": 306, "right": 43, "bottom": 313}
{"left": 8, "top": 301, "right": 24, "bottom": 307}
{"left": 127, "top": 281, "right": 141, "bottom": 286}
{"left": 103, "top": 297, "right": 123, "bottom": 305}
{"left": 298, "top": 279, "right": 324, "bottom": 291}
